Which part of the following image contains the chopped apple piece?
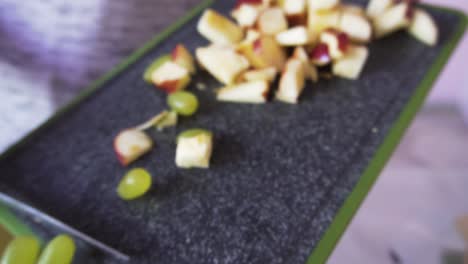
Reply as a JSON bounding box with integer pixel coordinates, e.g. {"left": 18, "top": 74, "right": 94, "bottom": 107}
{"left": 292, "top": 47, "right": 318, "bottom": 82}
{"left": 172, "top": 44, "right": 196, "bottom": 74}
{"left": 373, "top": 2, "right": 411, "bottom": 38}
{"left": 279, "top": 0, "right": 306, "bottom": 15}
{"left": 257, "top": 8, "right": 288, "bottom": 35}
{"left": 308, "top": 8, "right": 342, "bottom": 34}
{"left": 276, "top": 59, "right": 306, "bottom": 104}
{"left": 307, "top": 0, "right": 340, "bottom": 11}
{"left": 151, "top": 61, "right": 191, "bottom": 93}
{"left": 114, "top": 129, "right": 153, "bottom": 166}
{"left": 332, "top": 45, "right": 369, "bottom": 79}
{"left": 408, "top": 9, "right": 438, "bottom": 46}
{"left": 217, "top": 80, "right": 270, "bottom": 103}
{"left": 279, "top": 0, "right": 307, "bottom": 25}
{"left": 339, "top": 12, "right": 372, "bottom": 43}
{"left": 236, "top": 29, "right": 260, "bottom": 52}
{"left": 197, "top": 9, "right": 244, "bottom": 44}
{"left": 143, "top": 55, "right": 171, "bottom": 83}
{"left": 320, "top": 29, "right": 350, "bottom": 59}
{"left": 238, "top": 36, "right": 287, "bottom": 70}
{"left": 196, "top": 46, "right": 250, "bottom": 85}
{"left": 176, "top": 131, "right": 213, "bottom": 169}
{"left": 231, "top": 4, "right": 261, "bottom": 28}
{"left": 292, "top": 46, "right": 308, "bottom": 61}
{"left": 241, "top": 29, "right": 261, "bottom": 44}
{"left": 276, "top": 26, "right": 313, "bottom": 46}
{"left": 366, "top": 0, "right": 393, "bottom": 19}
{"left": 310, "top": 43, "right": 332, "bottom": 66}
{"left": 241, "top": 67, "right": 278, "bottom": 82}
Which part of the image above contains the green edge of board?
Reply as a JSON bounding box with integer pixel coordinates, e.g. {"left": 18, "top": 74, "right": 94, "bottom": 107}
{"left": 0, "top": 1, "right": 465, "bottom": 264}
{"left": 306, "top": 6, "right": 467, "bottom": 264}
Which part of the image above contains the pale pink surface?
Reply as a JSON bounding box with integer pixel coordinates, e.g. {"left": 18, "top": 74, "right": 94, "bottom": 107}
{"left": 329, "top": 1, "right": 468, "bottom": 263}
{"left": 425, "top": 0, "right": 468, "bottom": 106}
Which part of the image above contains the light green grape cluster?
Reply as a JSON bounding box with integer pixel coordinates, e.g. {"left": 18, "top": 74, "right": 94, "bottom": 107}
{"left": 1, "top": 234, "right": 75, "bottom": 264}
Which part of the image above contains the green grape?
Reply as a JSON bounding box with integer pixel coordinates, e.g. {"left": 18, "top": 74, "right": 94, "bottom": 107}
{"left": 1, "top": 236, "right": 40, "bottom": 264}
{"left": 167, "top": 91, "right": 199, "bottom": 116}
{"left": 143, "top": 54, "right": 171, "bottom": 83}
{"left": 117, "top": 168, "right": 152, "bottom": 200}
{"left": 177, "top": 129, "right": 212, "bottom": 143}
{"left": 37, "top": 234, "right": 75, "bottom": 264}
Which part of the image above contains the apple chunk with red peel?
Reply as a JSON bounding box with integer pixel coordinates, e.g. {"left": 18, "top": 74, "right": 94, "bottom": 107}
{"left": 217, "top": 80, "right": 270, "bottom": 103}
{"left": 278, "top": 0, "right": 307, "bottom": 26}
{"left": 231, "top": 4, "right": 261, "bottom": 28}
{"left": 196, "top": 46, "right": 250, "bottom": 85}
{"left": 279, "top": 0, "right": 306, "bottom": 15}
{"left": 309, "top": 43, "right": 332, "bottom": 66}
{"left": 151, "top": 61, "right": 191, "bottom": 93}
{"left": 320, "top": 29, "right": 350, "bottom": 59}
{"left": 172, "top": 44, "right": 195, "bottom": 74}
{"left": 240, "top": 67, "right": 278, "bottom": 83}
{"left": 373, "top": 2, "right": 412, "bottom": 38}
{"left": 366, "top": 0, "right": 393, "bottom": 19}
{"left": 292, "top": 47, "right": 318, "bottom": 82}
{"left": 276, "top": 59, "right": 306, "bottom": 104}
{"left": 276, "top": 26, "right": 313, "bottom": 46}
{"left": 332, "top": 45, "right": 369, "bottom": 79}
{"left": 408, "top": 9, "right": 438, "bottom": 46}
{"left": 339, "top": 12, "right": 372, "bottom": 43}
{"left": 307, "top": 0, "right": 340, "bottom": 11}
{"left": 238, "top": 36, "right": 287, "bottom": 71}
{"left": 308, "top": 8, "right": 342, "bottom": 34}
{"left": 114, "top": 129, "right": 153, "bottom": 166}
{"left": 197, "top": 9, "right": 244, "bottom": 44}
{"left": 257, "top": 8, "right": 288, "bottom": 35}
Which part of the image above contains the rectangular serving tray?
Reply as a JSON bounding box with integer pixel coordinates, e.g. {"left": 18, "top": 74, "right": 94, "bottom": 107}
{"left": 0, "top": 0, "right": 466, "bottom": 263}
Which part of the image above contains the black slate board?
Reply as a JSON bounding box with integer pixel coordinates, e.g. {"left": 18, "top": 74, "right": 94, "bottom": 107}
{"left": 0, "top": 1, "right": 465, "bottom": 263}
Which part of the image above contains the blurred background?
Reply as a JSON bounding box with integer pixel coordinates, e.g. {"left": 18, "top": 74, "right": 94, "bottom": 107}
{"left": 0, "top": 0, "right": 467, "bottom": 263}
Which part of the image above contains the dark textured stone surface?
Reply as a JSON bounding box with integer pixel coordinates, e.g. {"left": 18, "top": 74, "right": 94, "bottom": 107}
{"left": 0, "top": 1, "right": 462, "bottom": 263}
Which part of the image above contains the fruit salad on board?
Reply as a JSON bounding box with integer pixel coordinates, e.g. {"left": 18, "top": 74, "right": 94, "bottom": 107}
{"left": 113, "top": 0, "right": 438, "bottom": 200}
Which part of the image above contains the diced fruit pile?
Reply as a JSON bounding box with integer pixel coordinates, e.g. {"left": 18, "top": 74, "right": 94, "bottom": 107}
{"left": 145, "top": 0, "right": 438, "bottom": 105}
{"left": 112, "top": 0, "right": 438, "bottom": 200}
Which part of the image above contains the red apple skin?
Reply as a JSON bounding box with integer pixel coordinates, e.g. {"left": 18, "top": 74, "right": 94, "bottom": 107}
{"left": 287, "top": 14, "right": 307, "bottom": 27}
{"left": 235, "top": 0, "right": 263, "bottom": 9}
{"left": 171, "top": 45, "right": 179, "bottom": 60}
{"left": 405, "top": 5, "right": 416, "bottom": 19}
{"left": 337, "top": 33, "right": 349, "bottom": 52}
{"left": 113, "top": 139, "right": 130, "bottom": 166}
{"left": 262, "top": 90, "right": 269, "bottom": 100}
{"left": 324, "top": 29, "right": 350, "bottom": 53}
{"left": 253, "top": 38, "right": 262, "bottom": 53}
{"left": 393, "top": 0, "right": 419, "bottom": 19}
{"left": 157, "top": 80, "right": 180, "bottom": 94}
{"left": 310, "top": 43, "right": 332, "bottom": 65}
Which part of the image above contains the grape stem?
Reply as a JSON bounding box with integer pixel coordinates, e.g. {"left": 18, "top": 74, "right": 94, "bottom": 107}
{"left": 134, "top": 110, "right": 169, "bottom": 131}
